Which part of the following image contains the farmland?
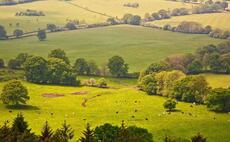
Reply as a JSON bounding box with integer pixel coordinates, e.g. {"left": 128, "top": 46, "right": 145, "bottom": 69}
{"left": 0, "top": 25, "right": 223, "bottom": 72}
{"left": 0, "top": 0, "right": 230, "bottom": 141}
{"left": 150, "top": 13, "right": 230, "bottom": 31}
{"left": 0, "top": 74, "right": 230, "bottom": 142}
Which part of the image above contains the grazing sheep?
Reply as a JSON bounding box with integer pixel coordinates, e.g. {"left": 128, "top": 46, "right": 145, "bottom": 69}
{"left": 9, "top": 110, "right": 12, "bottom": 113}
{"left": 145, "top": 118, "right": 148, "bottom": 121}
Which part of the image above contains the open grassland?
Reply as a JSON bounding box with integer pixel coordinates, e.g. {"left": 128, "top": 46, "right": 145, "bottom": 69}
{"left": 0, "top": 25, "right": 224, "bottom": 72}
{"left": 0, "top": 0, "right": 108, "bottom": 34}
{"left": 70, "top": 0, "right": 193, "bottom": 18}
{"left": 0, "top": 74, "right": 229, "bottom": 142}
{"left": 0, "top": 0, "right": 194, "bottom": 33}
{"left": 150, "top": 13, "right": 230, "bottom": 31}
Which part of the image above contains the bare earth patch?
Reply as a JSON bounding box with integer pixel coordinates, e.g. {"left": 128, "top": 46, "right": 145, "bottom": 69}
{"left": 42, "top": 93, "right": 65, "bottom": 98}
{"left": 71, "top": 91, "right": 88, "bottom": 95}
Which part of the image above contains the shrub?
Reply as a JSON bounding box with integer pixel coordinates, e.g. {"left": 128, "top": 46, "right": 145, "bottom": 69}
{"left": 37, "top": 30, "right": 46, "bottom": 41}
{"left": 138, "top": 74, "right": 157, "bottom": 95}
{"left": 206, "top": 88, "right": 230, "bottom": 112}
{"left": 8, "top": 59, "right": 20, "bottom": 69}
{"left": 73, "top": 58, "right": 89, "bottom": 75}
{"left": 172, "top": 75, "right": 209, "bottom": 103}
{"left": 48, "top": 49, "right": 70, "bottom": 64}
{"left": 176, "top": 21, "right": 205, "bottom": 34}
{"left": 163, "top": 99, "right": 177, "bottom": 111}
{"left": 1, "top": 80, "right": 29, "bottom": 105}
{"left": 94, "top": 123, "right": 119, "bottom": 141}
{"left": 97, "top": 78, "right": 107, "bottom": 88}
{"left": 66, "top": 22, "right": 77, "bottom": 30}
{"left": 47, "top": 24, "right": 57, "bottom": 32}
{"left": 13, "top": 29, "right": 23, "bottom": 37}
{"left": 0, "top": 25, "right": 7, "bottom": 39}
{"left": 0, "top": 59, "right": 4, "bottom": 68}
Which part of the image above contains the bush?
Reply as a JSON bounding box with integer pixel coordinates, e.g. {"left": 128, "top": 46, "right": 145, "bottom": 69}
{"left": 47, "top": 24, "right": 57, "bottom": 32}
{"left": 8, "top": 59, "right": 20, "bottom": 69}
{"left": 1, "top": 80, "right": 29, "bottom": 105}
{"left": 0, "top": 25, "right": 7, "bottom": 39}
{"left": 138, "top": 74, "right": 157, "bottom": 95}
{"left": 97, "top": 78, "right": 107, "bottom": 88}
{"left": 176, "top": 21, "right": 205, "bottom": 34}
{"left": 163, "top": 99, "right": 177, "bottom": 111}
{"left": 66, "top": 22, "right": 77, "bottom": 30}
{"left": 206, "top": 88, "right": 230, "bottom": 112}
{"left": 13, "top": 29, "right": 23, "bottom": 37}
{"left": 0, "top": 59, "right": 4, "bottom": 68}
{"left": 172, "top": 75, "right": 209, "bottom": 103}
{"left": 37, "top": 30, "right": 46, "bottom": 41}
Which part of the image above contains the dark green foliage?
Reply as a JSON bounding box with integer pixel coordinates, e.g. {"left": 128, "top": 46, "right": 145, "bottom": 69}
{"left": 47, "top": 24, "right": 57, "bottom": 32}
{"left": 87, "top": 60, "right": 100, "bottom": 76}
{"left": 143, "top": 62, "right": 168, "bottom": 75}
{"left": 125, "top": 126, "right": 153, "bottom": 142}
{"left": 164, "top": 135, "right": 190, "bottom": 142}
{"left": 129, "top": 15, "right": 141, "bottom": 25}
{"left": 191, "top": 133, "right": 207, "bottom": 142}
{"left": 122, "top": 14, "right": 141, "bottom": 25}
{"left": 94, "top": 123, "right": 119, "bottom": 142}
{"left": 0, "top": 68, "right": 24, "bottom": 82}
{"left": 0, "top": 122, "right": 11, "bottom": 142}
{"left": 48, "top": 49, "right": 70, "bottom": 64}
{"left": 8, "top": 59, "right": 20, "bottom": 69}
{"left": 39, "top": 121, "right": 53, "bottom": 142}
{"left": 13, "top": 29, "right": 23, "bottom": 38}
{"left": 107, "top": 18, "right": 118, "bottom": 25}
{"left": 0, "top": 25, "right": 7, "bottom": 39}
{"left": 47, "top": 57, "right": 77, "bottom": 86}
{"left": 24, "top": 56, "right": 48, "bottom": 83}
{"left": 163, "top": 99, "right": 177, "bottom": 111}
{"left": 107, "top": 56, "right": 128, "bottom": 77}
{"left": 176, "top": 21, "right": 205, "bottom": 34}
{"left": 37, "top": 30, "right": 46, "bottom": 41}
{"left": 1, "top": 80, "right": 29, "bottom": 105}
{"left": 52, "top": 121, "right": 74, "bottom": 142}
{"left": 187, "top": 60, "right": 203, "bottom": 74}
{"left": 0, "top": 59, "right": 4, "bottom": 68}
{"left": 79, "top": 123, "right": 96, "bottom": 142}
{"left": 65, "top": 22, "right": 77, "bottom": 30}
{"left": 172, "top": 75, "right": 209, "bottom": 103}
{"left": 171, "top": 8, "right": 189, "bottom": 16}
{"left": 73, "top": 58, "right": 89, "bottom": 75}
{"left": 11, "top": 113, "right": 37, "bottom": 142}
{"left": 206, "top": 88, "right": 230, "bottom": 112}
{"left": 15, "top": 53, "right": 30, "bottom": 68}
{"left": 138, "top": 74, "right": 157, "bottom": 95}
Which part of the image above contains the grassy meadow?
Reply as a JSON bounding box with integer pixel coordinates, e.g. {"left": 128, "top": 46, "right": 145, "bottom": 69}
{"left": 0, "top": 74, "right": 229, "bottom": 142}
{"left": 0, "top": 0, "right": 194, "bottom": 33}
{"left": 150, "top": 13, "right": 230, "bottom": 31}
{"left": 0, "top": 25, "right": 224, "bottom": 72}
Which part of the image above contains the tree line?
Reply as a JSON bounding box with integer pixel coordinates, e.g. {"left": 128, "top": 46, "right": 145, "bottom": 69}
{"left": 0, "top": 113, "right": 207, "bottom": 142}
{"left": 0, "top": 49, "right": 132, "bottom": 85}
{"left": 138, "top": 40, "right": 230, "bottom": 112}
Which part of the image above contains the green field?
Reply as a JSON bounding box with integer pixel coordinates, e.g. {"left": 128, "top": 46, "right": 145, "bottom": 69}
{"left": 0, "top": 25, "right": 224, "bottom": 72}
{"left": 0, "top": 0, "right": 194, "bottom": 33}
{"left": 0, "top": 74, "right": 229, "bottom": 142}
{"left": 150, "top": 13, "right": 230, "bottom": 31}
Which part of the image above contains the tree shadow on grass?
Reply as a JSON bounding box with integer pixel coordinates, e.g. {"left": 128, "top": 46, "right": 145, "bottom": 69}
{"left": 6, "top": 105, "right": 40, "bottom": 110}
{"left": 166, "top": 109, "right": 181, "bottom": 112}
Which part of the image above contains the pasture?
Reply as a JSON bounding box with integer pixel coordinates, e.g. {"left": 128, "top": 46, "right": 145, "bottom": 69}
{"left": 150, "top": 13, "right": 230, "bottom": 31}
{"left": 0, "top": 74, "right": 229, "bottom": 142}
{"left": 0, "top": 25, "right": 224, "bottom": 72}
{"left": 0, "top": 0, "right": 194, "bottom": 33}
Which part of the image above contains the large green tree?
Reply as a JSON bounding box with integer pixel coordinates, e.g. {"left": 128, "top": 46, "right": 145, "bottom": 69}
{"left": 48, "top": 49, "right": 70, "bottom": 64}
{"left": 107, "top": 56, "right": 128, "bottom": 77}
{"left": 24, "top": 56, "right": 48, "bottom": 83}
{"left": 1, "top": 80, "right": 29, "bottom": 105}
